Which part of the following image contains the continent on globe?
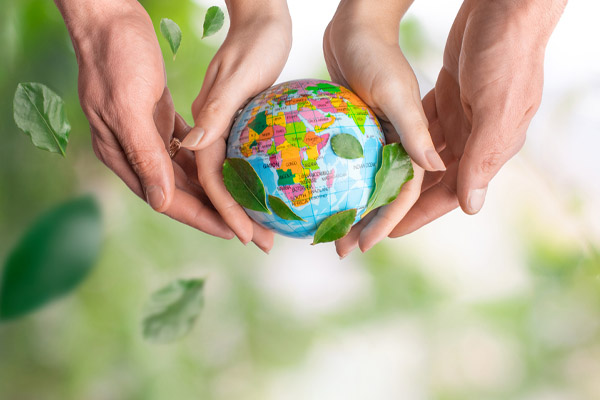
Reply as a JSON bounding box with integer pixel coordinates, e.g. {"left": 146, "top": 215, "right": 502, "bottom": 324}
{"left": 226, "top": 79, "right": 385, "bottom": 239}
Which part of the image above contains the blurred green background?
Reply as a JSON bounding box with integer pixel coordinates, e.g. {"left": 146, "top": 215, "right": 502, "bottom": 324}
{"left": 1, "top": 0, "right": 599, "bottom": 399}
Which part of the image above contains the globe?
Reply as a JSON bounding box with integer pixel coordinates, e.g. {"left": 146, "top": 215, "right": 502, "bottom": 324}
{"left": 226, "top": 79, "right": 385, "bottom": 239}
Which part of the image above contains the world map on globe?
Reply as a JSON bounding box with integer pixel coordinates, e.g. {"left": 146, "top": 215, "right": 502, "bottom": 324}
{"left": 226, "top": 79, "right": 385, "bottom": 239}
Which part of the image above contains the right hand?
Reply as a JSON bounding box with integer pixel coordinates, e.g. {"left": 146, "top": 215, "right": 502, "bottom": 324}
{"left": 181, "top": 1, "right": 292, "bottom": 251}
{"left": 66, "top": 0, "right": 233, "bottom": 239}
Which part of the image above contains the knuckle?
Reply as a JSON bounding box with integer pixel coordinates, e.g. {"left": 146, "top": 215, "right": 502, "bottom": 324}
{"left": 477, "top": 150, "right": 504, "bottom": 176}
{"left": 123, "top": 146, "right": 163, "bottom": 177}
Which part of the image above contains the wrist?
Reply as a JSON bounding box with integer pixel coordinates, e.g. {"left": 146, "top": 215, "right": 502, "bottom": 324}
{"left": 54, "top": 0, "right": 143, "bottom": 56}
{"left": 477, "top": 0, "right": 566, "bottom": 42}
{"left": 226, "top": 0, "right": 291, "bottom": 27}
{"left": 332, "top": 0, "right": 414, "bottom": 43}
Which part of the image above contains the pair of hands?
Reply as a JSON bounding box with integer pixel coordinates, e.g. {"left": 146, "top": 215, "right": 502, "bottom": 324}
{"left": 58, "top": 0, "right": 565, "bottom": 256}
{"left": 326, "top": 0, "right": 565, "bottom": 257}
{"left": 57, "top": 0, "right": 291, "bottom": 253}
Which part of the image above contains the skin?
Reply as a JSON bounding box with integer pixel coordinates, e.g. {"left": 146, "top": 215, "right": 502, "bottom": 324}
{"left": 323, "top": 0, "right": 445, "bottom": 258}
{"left": 55, "top": 0, "right": 566, "bottom": 254}
{"left": 53, "top": 0, "right": 280, "bottom": 251}
{"left": 182, "top": 0, "right": 292, "bottom": 251}
{"left": 390, "top": 0, "right": 567, "bottom": 237}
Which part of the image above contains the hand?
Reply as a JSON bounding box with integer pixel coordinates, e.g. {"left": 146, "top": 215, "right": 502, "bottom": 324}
{"left": 56, "top": 0, "right": 233, "bottom": 239}
{"left": 323, "top": 0, "right": 445, "bottom": 258}
{"left": 391, "top": 0, "right": 567, "bottom": 236}
{"left": 181, "top": 0, "right": 292, "bottom": 251}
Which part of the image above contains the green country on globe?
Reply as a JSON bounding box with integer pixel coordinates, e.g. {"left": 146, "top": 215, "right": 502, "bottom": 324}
{"left": 226, "top": 79, "right": 385, "bottom": 239}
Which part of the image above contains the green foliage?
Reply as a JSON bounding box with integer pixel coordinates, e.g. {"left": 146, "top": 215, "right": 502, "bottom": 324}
{"left": 13, "top": 82, "right": 70, "bottom": 156}
{"left": 202, "top": 6, "right": 224, "bottom": 39}
{"left": 312, "top": 209, "right": 357, "bottom": 244}
{"left": 268, "top": 195, "right": 305, "bottom": 221}
{"left": 331, "top": 133, "right": 364, "bottom": 159}
{"left": 0, "top": 195, "right": 102, "bottom": 321}
{"left": 364, "top": 143, "right": 413, "bottom": 215}
{"left": 160, "top": 18, "right": 182, "bottom": 59}
{"left": 142, "top": 278, "right": 205, "bottom": 343}
{"left": 222, "top": 158, "right": 270, "bottom": 214}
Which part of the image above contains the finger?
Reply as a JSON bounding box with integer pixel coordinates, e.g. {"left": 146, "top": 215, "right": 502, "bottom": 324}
{"left": 154, "top": 87, "right": 176, "bottom": 146}
{"left": 93, "top": 131, "right": 233, "bottom": 239}
{"left": 184, "top": 64, "right": 261, "bottom": 151}
{"left": 422, "top": 89, "right": 445, "bottom": 151}
{"left": 165, "top": 189, "right": 235, "bottom": 240}
{"left": 99, "top": 101, "right": 176, "bottom": 213}
{"left": 335, "top": 212, "right": 376, "bottom": 259}
{"left": 421, "top": 147, "right": 457, "bottom": 192}
{"left": 376, "top": 75, "right": 446, "bottom": 172}
{"left": 250, "top": 222, "right": 275, "bottom": 254}
{"left": 389, "top": 160, "right": 459, "bottom": 237}
{"left": 195, "top": 140, "right": 255, "bottom": 244}
{"left": 358, "top": 163, "right": 424, "bottom": 251}
{"left": 456, "top": 117, "right": 526, "bottom": 215}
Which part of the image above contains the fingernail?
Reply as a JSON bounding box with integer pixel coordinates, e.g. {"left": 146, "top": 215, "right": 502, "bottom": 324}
{"left": 466, "top": 188, "right": 487, "bottom": 214}
{"left": 145, "top": 185, "right": 165, "bottom": 210}
{"left": 256, "top": 243, "right": 271, "bottom": 254}
{"left": 181, "top": 127, "right": 205, "bottom": 149}
{"left": 425, "top": 148, "right": 446, "bottom": 171}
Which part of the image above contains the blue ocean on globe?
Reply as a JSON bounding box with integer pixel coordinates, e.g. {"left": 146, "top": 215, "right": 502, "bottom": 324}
{"left": 226, "top": 79, "right": 385, "bottom": 239}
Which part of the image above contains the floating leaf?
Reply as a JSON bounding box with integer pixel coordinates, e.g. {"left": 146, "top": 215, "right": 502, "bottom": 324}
{"left": 331, "top": 133, "right": 363, "bottom": 159}
{"left": 268, "top": 195, "right": 305, "bottom": 221}
{"left": 160, "top": 18, "right": 182, "bottom": 59}
{"left": 312, "top": 209, "right": 357, "bottom": 245}
{"left": 142, "top": 278, "right": 205, "bottom": 343}
{"left": 0, "top": 195, "right": 102, "bottom": 321}
{"left": 13, "top": 82, "right": 71, "bottom": 156}
{"left": 202, "top": 6, "right": 225, "bottom": 38}
{"left": 223, "top": 158, "right": 270, "bottom": 214}
{"left": 364, "top": 143, "right": 414, "bottom": 215}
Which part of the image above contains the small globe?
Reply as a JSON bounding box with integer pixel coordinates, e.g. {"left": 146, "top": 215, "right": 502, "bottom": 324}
{"left": 226, "top": 79, "right": 385, "bottom": 239}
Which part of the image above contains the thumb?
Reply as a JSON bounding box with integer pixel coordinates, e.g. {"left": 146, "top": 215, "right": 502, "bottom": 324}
{"left": 118, "top": 113, "right": 176, "bottom": 213}
{"left": 457, "top": 117, "right": 525, "bottom": 214}
{"left": 183, "top": 70, "right": 260, "bottom": 151}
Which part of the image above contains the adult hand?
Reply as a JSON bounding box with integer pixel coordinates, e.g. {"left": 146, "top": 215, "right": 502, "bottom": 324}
{"left": 181, "top": 0, "right": 292, "bottom": 251}
{"left": 391, "top": 0, "right": 567, "bottom": 236}
{"left": 323, "top": 0, "right": 445, "bottom": 258}
{"left": 55, "top": 0, "right": 233, "bottom": 239}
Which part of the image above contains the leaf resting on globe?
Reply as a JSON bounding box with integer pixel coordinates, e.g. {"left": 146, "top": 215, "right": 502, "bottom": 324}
{"left": 312, "top": 209, "right": 357, "bottom": 245}
{"left": 364, "top": 143, "right": 414, "bottom": 216}
{"left": 268, "top": 195, "right": 305, "bottom": 221}
{"left": 222, "top": 158, "right": 271, "bottom": 214}
{"left": 331, "top": 133, "right": 363, "bottom": 159}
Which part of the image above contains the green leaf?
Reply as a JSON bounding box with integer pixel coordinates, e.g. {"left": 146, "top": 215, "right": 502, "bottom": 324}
{"left": 160, "top": 18, "right": 182, "bottom": 59}
{"left": 142, "top": 279, "right": 205, "bottom": 343}
{"left": 202, "top": 6, "right": 225, "bottom": 38}
{"left": 0, "top": 195, "right": 102, "bottom": 321}
{"left": 364, "top": 143, "right": 414, "bottom": 216}
{"left": 312, "top": 209, "right": 357, "bottom": 245}
{"left": 331, "top": 133, "right": 363, "bottom": 159}
{"left": 223, "top": 158, "right": 271, "bottom": 214}
{"left": 13, "top": 82, "right": 71, "bottom": 156}
{"left": 268, "top": 195, "right": 305, "bottom": 221}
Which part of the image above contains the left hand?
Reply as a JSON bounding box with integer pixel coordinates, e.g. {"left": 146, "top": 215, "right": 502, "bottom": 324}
{"left": 323, "top": 0, "right": 445, "bottom": 258}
